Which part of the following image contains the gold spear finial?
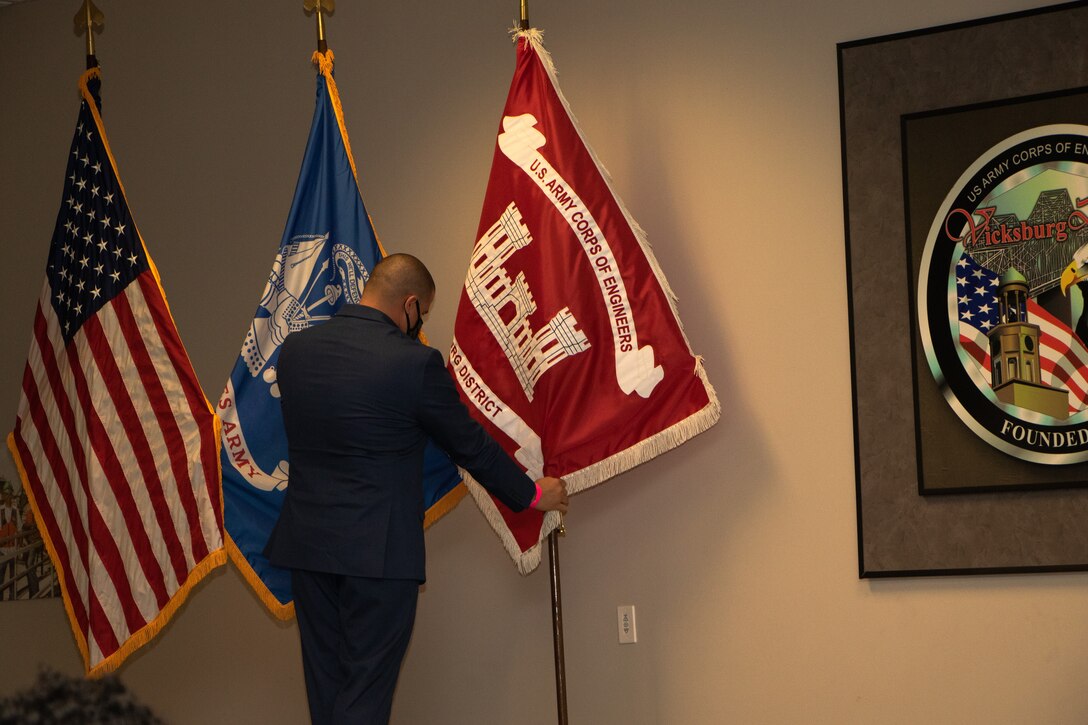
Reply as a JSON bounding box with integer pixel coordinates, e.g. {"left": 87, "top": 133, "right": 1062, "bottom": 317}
{"left": 519, "top": 0, "right": 530, "bottom": 30}
{"left": 73, "top": 0, "right": 104, "bottom": 68}
{"left": 303, "top": 0, "right": 336, "bottom": 54}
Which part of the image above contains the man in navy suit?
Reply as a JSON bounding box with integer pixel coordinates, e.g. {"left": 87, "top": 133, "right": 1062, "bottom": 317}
{"left": 265, "top": 253, "right": 569, "bottom": 724}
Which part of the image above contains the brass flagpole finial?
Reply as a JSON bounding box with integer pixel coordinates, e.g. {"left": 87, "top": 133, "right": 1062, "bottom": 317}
{"left": 519, "top": 0, "right": 530, "bottom": 30}
{"left": 304, "top": 0, "right": 335, "bottom": 54}
{"left": 73, "top": 0, "right": 104, "bottom": 69}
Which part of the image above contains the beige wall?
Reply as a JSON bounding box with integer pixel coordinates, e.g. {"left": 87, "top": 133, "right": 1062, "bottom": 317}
{"left": 2, "top": 0, "right": 1086, "bottom": 723}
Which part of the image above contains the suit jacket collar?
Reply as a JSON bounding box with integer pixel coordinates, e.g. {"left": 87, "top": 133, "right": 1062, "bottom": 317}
{"left": 336, "top": 303, "right": 397, "bottom": 329}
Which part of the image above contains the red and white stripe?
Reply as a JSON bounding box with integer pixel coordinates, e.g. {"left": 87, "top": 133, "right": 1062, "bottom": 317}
{"left": 1031, "top": 301, "right": 1088, "bottom": 410}
{"left": 12, "top": 273, "right": 222, "bottom": 669}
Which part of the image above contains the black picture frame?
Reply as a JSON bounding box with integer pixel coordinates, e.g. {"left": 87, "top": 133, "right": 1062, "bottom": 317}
{"left": 841, "top": 1, "right": 1088, "bottom": 577}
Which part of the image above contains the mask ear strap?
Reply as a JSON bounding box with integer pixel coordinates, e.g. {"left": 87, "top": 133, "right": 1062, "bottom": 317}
{"left": 404, "top": 296, "right": 423, "bottom": 339}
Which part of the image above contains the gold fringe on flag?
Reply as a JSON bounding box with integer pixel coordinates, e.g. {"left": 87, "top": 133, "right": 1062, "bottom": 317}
{"left": 80, "top": 65, "right": 227, "bottom": 676}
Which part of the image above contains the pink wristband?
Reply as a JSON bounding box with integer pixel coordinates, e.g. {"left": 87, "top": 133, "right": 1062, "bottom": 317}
{"left": 530, "top": 482, "right": 543, "bottom": 509}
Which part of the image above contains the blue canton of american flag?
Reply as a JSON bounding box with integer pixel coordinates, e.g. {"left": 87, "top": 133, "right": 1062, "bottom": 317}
{"left": 7, "top": 70, "right": 224, "bottom": 676}
{"left": 956, "top": 253, "right": 1000, "bottom": 338}
{"left": 49, "top": 91, "right": 145, "bottom": 339}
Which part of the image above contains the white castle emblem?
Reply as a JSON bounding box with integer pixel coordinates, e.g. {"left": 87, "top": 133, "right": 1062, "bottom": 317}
{"left": 468, "top": 202, "right": 590, "bottom": 400}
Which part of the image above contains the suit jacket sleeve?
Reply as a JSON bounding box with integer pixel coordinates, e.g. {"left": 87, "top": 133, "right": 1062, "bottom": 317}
{"left": 416, "top": 348, "right": 535, "bottom": 512}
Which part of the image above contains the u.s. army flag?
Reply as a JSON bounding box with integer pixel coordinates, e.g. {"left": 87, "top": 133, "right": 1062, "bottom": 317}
{"left": 220, "top": 50, "right": 463, "bottom": 616}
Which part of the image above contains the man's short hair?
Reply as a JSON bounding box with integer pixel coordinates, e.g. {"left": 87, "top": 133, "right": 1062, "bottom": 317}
{"left": 368, "top": 253, "right": 435, "bottom": 300}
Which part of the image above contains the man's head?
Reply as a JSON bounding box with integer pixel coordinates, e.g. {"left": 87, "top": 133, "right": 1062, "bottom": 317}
{"left": 359, "top": 253, "right": 435, "bottom": 338}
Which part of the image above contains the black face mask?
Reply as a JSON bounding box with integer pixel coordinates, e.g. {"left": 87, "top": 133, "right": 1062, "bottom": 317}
{"left": 405, "top": 299, "right": 423, "bottom": 340}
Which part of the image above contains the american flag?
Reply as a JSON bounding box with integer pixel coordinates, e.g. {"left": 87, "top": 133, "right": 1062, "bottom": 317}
{"left": 5, "top": 69, "right": 225, "bottom": 675}
{"left": 956, "top": 253, "right": 1088, "bottom": 413}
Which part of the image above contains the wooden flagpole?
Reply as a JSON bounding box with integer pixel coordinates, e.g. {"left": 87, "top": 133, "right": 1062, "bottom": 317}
{"left": 548, "top": 523, "right": 570, "bottom": 725}
{"left": 524, "top": 6, "right": 569, "bottom": 718}
{"left": 73, "top": 0, "right": 103, "bottom": 69}
{"left": 516, "top": 3, "right": 569, "bottom": 719}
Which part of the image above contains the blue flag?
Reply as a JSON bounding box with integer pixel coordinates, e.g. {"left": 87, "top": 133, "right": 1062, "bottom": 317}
{"left": 219, "top": 51, "right": 464, "bottom": 616}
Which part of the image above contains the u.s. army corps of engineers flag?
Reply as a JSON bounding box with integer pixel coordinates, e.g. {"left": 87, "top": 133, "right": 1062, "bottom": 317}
{"left": 450, "top": 30, "right": 720, "bottom": 573}
{"left": 219, "top": 50, "right": 463, "bottom": 616}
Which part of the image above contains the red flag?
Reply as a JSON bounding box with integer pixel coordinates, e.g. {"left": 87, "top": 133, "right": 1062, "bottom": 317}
{"left": 6, "top": 68, "right": 225, "bottom": 675}
{"left": 449, "top": 31, "right": 720, "bottom": 572}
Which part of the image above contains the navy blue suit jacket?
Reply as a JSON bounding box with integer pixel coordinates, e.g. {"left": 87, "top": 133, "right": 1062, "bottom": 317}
{"left": 264, "top": 304, "right": 534, "bottom": 581}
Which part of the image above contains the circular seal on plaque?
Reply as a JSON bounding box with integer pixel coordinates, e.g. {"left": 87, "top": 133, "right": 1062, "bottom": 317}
{"left": 917, "top": 124, "right": 1088, "bottom": 463}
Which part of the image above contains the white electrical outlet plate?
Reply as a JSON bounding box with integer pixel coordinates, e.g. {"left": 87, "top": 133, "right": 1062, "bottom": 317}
{"left": 617, "top": 605, "right": 637, "bottom": 644}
